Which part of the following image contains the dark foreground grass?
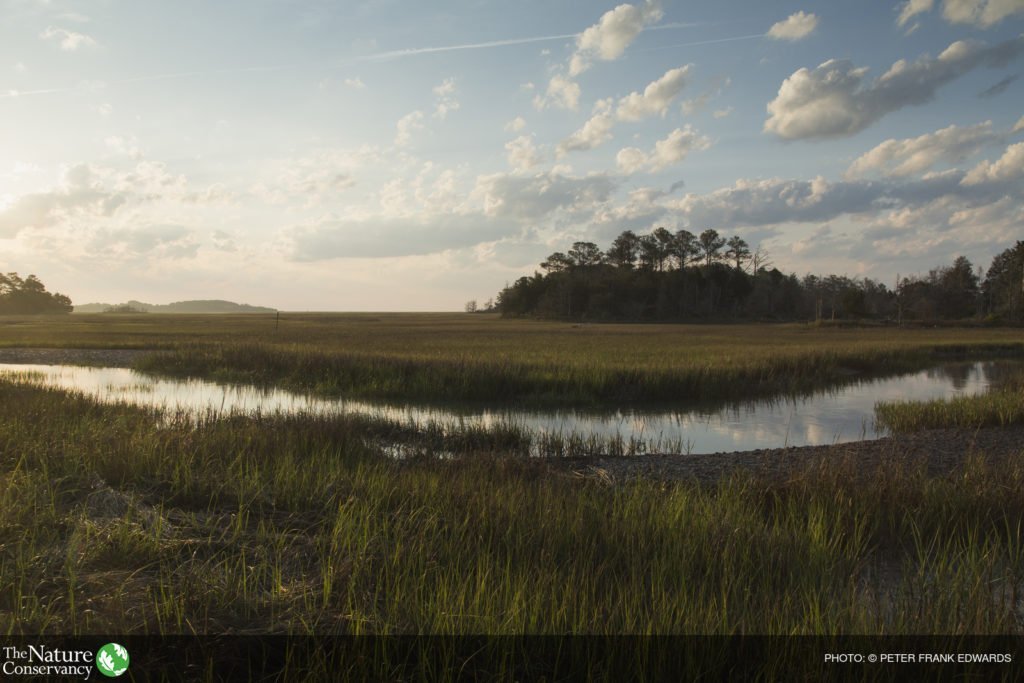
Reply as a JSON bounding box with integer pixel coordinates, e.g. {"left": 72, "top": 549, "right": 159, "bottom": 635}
{"left": 2, "top": 380, "right": 1023, "bottom": 645}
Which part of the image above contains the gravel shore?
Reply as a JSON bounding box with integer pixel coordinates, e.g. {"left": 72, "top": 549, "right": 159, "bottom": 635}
{"left": 559, "top": 426, "right": 1024, "bottom": 484}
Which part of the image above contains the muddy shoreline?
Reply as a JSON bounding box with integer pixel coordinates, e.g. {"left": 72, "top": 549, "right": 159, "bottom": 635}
{"left": 560, "top": 426, "right": 1024, "bottom": 484}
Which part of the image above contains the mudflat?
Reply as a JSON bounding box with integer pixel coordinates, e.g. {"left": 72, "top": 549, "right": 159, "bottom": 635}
{"left": 563, "top": 426, "right": 1024, "bottom": 485}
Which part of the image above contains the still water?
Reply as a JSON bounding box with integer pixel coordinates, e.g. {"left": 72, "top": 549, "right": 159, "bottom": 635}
{"left": 0, "top": 361, "right": 1016, "bottom": 454}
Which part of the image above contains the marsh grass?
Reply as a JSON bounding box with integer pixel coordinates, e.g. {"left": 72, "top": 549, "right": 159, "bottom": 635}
{"left": 1, "top": 379, "right": 1022, "bottom": 644}
{"left": 876, "top": 372, "right": 1024, "bottom": 432}
{"left": 3, "top": 313, "right": 1022, "bottom": 405}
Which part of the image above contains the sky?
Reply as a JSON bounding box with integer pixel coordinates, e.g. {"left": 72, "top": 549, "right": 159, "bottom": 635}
{"left": 0, "top": 0, "right": 1022, "bottom": 311}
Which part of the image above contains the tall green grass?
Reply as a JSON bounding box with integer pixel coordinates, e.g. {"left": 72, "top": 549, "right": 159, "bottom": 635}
{"left": 3, "top": 313, "right": 1023, "bottom": 405}
{"left": 134, "top": 339, "right": 1024, "bottom": 406}
{"left": 876, "top": 374, "right": 1024, "bottom": 432}
{"left": 1, "top": 379, "right": 1022, "bottom": 641}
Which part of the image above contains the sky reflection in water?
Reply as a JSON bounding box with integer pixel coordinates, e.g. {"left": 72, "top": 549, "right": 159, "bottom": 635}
{"left": 0, "top": 361, "right": 1014, "bottom": 454}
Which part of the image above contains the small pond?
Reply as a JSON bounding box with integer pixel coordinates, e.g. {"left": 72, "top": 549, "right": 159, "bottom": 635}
{"left": 0, "top": 360, "right": 1018, "bottom": 454}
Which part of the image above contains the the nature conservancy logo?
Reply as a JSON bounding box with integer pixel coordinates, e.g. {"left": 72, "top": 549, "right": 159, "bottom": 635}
{"left": 1, "top": 642, "right": 130, "bottom": 679}
{"left": 95, "top": 643, "right": 130, "bottom": 677}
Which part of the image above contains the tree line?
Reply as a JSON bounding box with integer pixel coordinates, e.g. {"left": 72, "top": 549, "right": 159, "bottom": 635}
{"left": 0, "top": 273, "right": 73, "bottom": 314}
{"left": 493, "top": 229, "right": 1024, "bottom": 323}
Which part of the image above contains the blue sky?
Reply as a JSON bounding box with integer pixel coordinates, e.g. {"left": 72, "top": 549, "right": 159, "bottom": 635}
{"left": 1, "top": 0, "right": 1022, "bottom": 309}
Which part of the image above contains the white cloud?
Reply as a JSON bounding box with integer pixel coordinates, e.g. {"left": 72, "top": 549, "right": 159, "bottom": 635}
{"left": 39, "top": 26, "right": 97, "bottom": 51}
{"left": 765, "top": 36, "right": 1024, "bottom": 139}
{"left": 533, "top": 74, "right": 581, "bottom": 111}
{"left": 505, "top": 135, "right": 542, "bottom": 171}
{"left": 473, "top": 170, "right": 617, "bottom": 220}
{"left": 104, "top": 135, "right": 143, "bottom": 160}
{"left": 895, "top": 0, "right": 1024, "bottom": 28}
{"left": 287, "top": 169, "right": 618, "bottom": 260}
{"left": 616, "top": 65, "right": 692, "bottom": 121}
{"left": 962, "top": 142, "right": 1024, "bottom": 185}
{"left": 557, "top": 98, "right": 615, "bottom": 155}
{"left": 394, "top": 110, "right": 425, "bottom": 146}
{"left": 943, "top": 0, "right": 1024, "bottom": 27}
{"left": 569, "top": 0, "right": 664, "bottom": 76}
{"left": 615, "top": 126, "right": 711, "bottom": 174}
{"left": 896, "top": 0, "right": 935, "bottom": 26}
{"left": 504, "top": 116, "right": 527, "bottom": 133}
{"left": 0, "top": 161, "right": 200, "bottom": 238}
{"left": 681, "top": 76, "right": 730, "bottom": 116}
{"left": 766, "top": 11, "right": 819, "bottom": 41}
{"left": 270, "top": 151, "right": 368, "bottom": 204}
{"left": 343, "top": 77, "right": 366, "bottom": 89}
{"left": 846, "top": 121, "right": 1003, "bottom": 177}
{"left": 1013, "top": 115, "right": 1024, "bottom": 133}
{"left": 89, "top": 224, "right": 198, "bottom": 260}
{"left": 288, "top": 212, "right": 519, "bottom": 260}
{"left": 433, "top": 77, "right": 460, "bottom": 119}
{"left": 713, "top": 107, "right": 733, "bottom": 119}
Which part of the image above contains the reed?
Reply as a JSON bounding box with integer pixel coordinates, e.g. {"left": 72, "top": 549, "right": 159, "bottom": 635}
{"left": 876, "top": 373, "right": 1024, "bottom": 432}
{"left": 1, "top": 380, "right": 1021, "bottom": 643}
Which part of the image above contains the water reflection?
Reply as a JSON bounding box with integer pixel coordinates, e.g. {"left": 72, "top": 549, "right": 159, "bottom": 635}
{"left": 0, "top": 361, "right": 1017, "bottom": 455}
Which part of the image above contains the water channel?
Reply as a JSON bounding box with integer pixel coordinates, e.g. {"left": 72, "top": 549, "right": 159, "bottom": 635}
{"left": 0, "top": 360, "right": 1017, "bottom": 455}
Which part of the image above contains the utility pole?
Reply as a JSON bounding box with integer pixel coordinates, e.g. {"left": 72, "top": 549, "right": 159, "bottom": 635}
{"left": 895, "top": 273, "right": 902, "bottom": 327}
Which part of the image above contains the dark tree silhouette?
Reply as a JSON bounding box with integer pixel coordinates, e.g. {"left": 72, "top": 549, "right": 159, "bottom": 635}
{"left": 606, "top": 230, "right": 640, "bottom": 269}
{"left": 0, "top": 273, "right": 73, "bottom": 314}
{"left": 494, "top": 229, "right": 1015, "bottom": 324}
{"left": 698, "top": 229, "right": 727, "bottom": 268}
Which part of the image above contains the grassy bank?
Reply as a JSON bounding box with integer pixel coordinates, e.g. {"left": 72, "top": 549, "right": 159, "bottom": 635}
{"left": 4, "top": 313, "right": 1019, "bottom": 405}
{"left": 2, "top": 313, "right": 1022, "bottom": 405}
{"left": 2, "top": 379, "right": 1022, "bottom": 643}
{"left": 877, "top": 373, "right": 1024, "bottom": 432}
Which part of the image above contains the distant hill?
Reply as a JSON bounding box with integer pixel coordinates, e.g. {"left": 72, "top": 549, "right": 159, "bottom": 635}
{"left": 74, "top": 299, "right": 276, "bottom": 314}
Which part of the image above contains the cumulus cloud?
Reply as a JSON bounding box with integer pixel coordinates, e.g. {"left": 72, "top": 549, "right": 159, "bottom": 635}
{"left": 433, "top": 77, "right": 459, "bottom": 119}
{"left": 288, "top": 212, "right": 519, "bottom": 260}
{"left": 569, "top": 0, "right": 664, "bottom": 76}
{"left": 766, "top": 11, "right": 819, "bottom": 41}
{"left": 505, "top": 135, "right": 542, "bottom": 171}
{"left": 846, "top": 121, "right": 1004, "bottom": 177}
{"left": 474, "top": 170, "right": 617, "bottom": 220}
{"left": 713, "top": 107, "right": 734, "bottom": 119}
{"left": 89, "top": 223, "right": 198, "bottom": 260}
{"left": 663, "top": 143, "right": 1022, "bottom": 238}
{"left": 533, "top": 74, "right": 581, "bottom": 111}
{"left": 557, "top": 98, "right": 615, "bottom": 155}
{"left": 943, "top": 0, "right": 1024, "bottom": 27}
{"left": 895, "top": 0, "right": 1024, "bottom": 28}
{"left": 504, "top": 116, "right": 527, "bottom": 132}
{"left": 681, "top": 75, "right": 730, "bottom": 116}
{"left": 616, "top": 65, "right": 692, "bottom": 121}
{"left": 765, "top": 36, "right": 1024, "bottom": 140}
{"left": 344, "top": 77, "right": 366, "bottom": 89}
{"left": 104, "top": 135, "right": 143, "bottom": 160}
{"left": 39, "top": 26, "right": 96, "bottom": 51}
{"left": 394, "top": 110, "right": 425, "bottom": 146}
{"left": 615, "top": 126, "right": 711, "bottom": 174}
{"left": 962, "top": 142, "right": 1024, "bottom": 185}
{"left": 0, "top": 164, "right": 125, "bottom": 237}
{"left": 896, "top": 0, "right": 934, "bottom": 26}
